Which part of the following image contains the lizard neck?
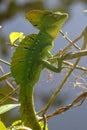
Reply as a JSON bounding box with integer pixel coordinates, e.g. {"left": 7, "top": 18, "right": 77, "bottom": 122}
{"left": 35, "top": 30, "right": 54, "bottom": 51}
{"left": 38, "top": 29, "right": 54, "bottom": 43}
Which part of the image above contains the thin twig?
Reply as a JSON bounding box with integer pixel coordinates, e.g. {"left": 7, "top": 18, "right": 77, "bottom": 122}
{"left": 42, "top": 114, "right": 47, "bottom": 130}
{"left": 47, "top": 91, "right": 87, "bottom": 119}
{"left": 39, "top": 91, "right": 87, "bottom": 121}
{"left": 51, "top": 50, "right": 87, "bottom": 61}
{"left": 60, "top": 30, "right": 81, "bottom": 50}
{"left": 0, "top": 72, "right": 11, "bottom": 82}
{"left": 0, "top": 92, "right": 18, "bottom": 102}
{"left": 0, "top": 59, "right": 11, "bottom": 66}
{"left": 0, "top": 86, "right": 19, "bottom": 105}
{"left": 63, "top": 61, "right": 87, "bottom": 72}
{"left": 0, "top": 67, "right": 15, "bottom": 90}
{"left": 63, "top": 50, "right": 87, "bottom": 60}
{"left": 53, "top": 30, "right": 83, "bottom": 59}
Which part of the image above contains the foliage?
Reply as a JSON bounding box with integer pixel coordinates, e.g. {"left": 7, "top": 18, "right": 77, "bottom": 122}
{"left": 0, "top": 104, "right": 20, "bottom": 115}
{"left": 9, "top": 32, "right": 25, "bottom": 44}
{"left": 0, "top": 121, "right": 6, "bottom": 130}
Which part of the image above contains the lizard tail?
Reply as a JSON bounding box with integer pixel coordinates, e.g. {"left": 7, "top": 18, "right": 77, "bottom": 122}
{"left": 19, "top": 83, "right": 42, "bottom": 130}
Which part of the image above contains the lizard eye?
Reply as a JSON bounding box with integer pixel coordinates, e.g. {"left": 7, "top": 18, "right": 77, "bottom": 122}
{"left": 53, "top": 14, "right": 58, "bottom": 20}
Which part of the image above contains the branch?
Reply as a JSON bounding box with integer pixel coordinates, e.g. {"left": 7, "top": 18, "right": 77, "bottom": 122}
{"left": 0, "top": 72, "right": 11, "bottom": 82}
{"left": 47, "top": 91, "right": 87, "bottom": 120}
{"left": 0, "top": 59, "right": 11, "bottom": 66}
{"left": 63, "top": 61, "right": 87, "bottom": 72}
{"left": 60, "top": 30, "right": 81, "bottom": 50}
{"left": 39, "top": 91, "right": 87, "bottom": 121}
{"left": 0, "top": 87, "right": 19, "bottom": 105}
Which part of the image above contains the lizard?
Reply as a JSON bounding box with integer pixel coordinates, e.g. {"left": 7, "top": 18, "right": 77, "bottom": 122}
{"left": 11, "top": 10, "right": 68, "bottom": 130}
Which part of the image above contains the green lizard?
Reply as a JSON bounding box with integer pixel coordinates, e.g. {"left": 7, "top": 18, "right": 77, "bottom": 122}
{"left": 11, "top": 10, "right": 68, "bottom": 130}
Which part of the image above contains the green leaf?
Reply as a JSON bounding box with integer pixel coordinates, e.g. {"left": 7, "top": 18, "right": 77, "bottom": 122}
{"left": 12, "top": 120, "right": 22, "bottom": 126}
{"left": 9, "top": 32, "right": 25, "bottom": 44}
{"left": 0, "top": 121, "right": 6, "bottom": 130}
{"left": 0, "top": 104, "right": 20, "bottom": 114}
{"left": 39, "top": 122, "right": 48, "bottom": 130}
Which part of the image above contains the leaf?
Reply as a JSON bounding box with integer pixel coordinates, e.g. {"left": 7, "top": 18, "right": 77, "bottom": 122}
{"left": 0, "top": 121, "right": 6, "bottom": 130}
{"left": 0, "top": 104, "right": 20, "bottom": 115}
{"left": 39, "top": 122, "right": 48, "bottom": 130}
{"left": 83, "top": 10, "right": 87, "bottom": 12}
{"left": 12, "top": 120, "right": 22, "bottom": 126}
{"left": 9, "top": 32, "right": 25, "bottom": 44}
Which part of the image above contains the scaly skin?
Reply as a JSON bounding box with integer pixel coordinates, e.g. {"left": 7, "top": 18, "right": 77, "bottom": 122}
{"left": 11, "top": 10, "right": 68, "bottom": 130}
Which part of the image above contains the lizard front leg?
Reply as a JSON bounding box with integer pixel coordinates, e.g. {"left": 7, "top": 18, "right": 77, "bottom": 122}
{"left": 41, "top": 58, "right": 62, "bottom": 73}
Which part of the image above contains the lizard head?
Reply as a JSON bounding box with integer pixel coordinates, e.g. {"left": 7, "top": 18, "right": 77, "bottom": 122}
{"left": 25, "top": 10, "right": 68, "bottom": 39}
